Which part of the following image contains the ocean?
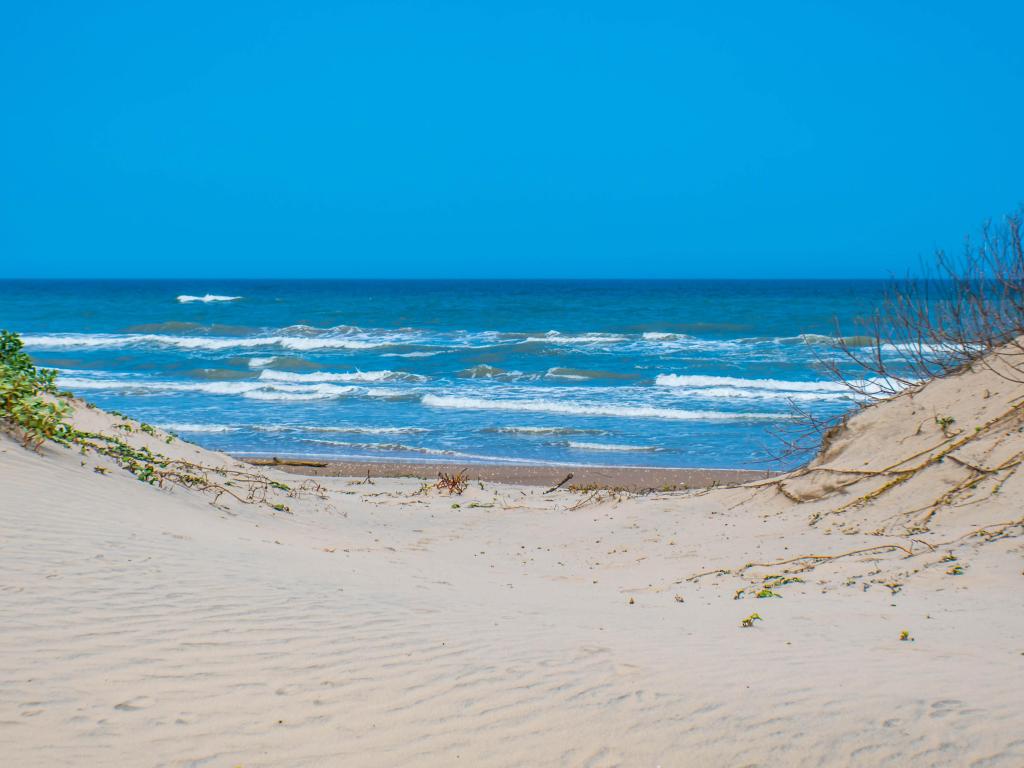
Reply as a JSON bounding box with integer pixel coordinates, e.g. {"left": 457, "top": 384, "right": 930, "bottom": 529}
{"left": 0, "top": 279, "right": 892, "bottom": 470}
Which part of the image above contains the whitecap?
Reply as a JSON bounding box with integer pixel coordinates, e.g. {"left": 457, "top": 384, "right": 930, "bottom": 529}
{"left": 57, "top": 375, "right": 361, "bottom": 401}
{"left": 421, "top": 394, "right": 784, "bottom": 421}
{"left": 242, "top": 390, "right": 339, "bottom": 402}
{"left": 565, "top": 441, "right": 661, "bottom": 452}
{"left": 654, "top": 374, "right": 850, "bottom": 393}
{"left": 641, "top": 332, "right": 692, "bottom": 341}
{"left": 523, "top": 331, "right": 628, "bottom": 345}
{"left": 250, "top": 425, "right": 428, "bottom": 435}
{"left": 160, "top": 423, "right": 240, "bottom": 433}
{"left": 176, "top": 294, "right": 242, "bottom": 303}
{"left": 381, "top": 350, "right": 444, "bottom": 358}
{"left": 485, "top": 426, "right": 609, "bottom": 436}
{"left": 259, "top": 369, "right": 425, "bottom": 384}
{"left": 23, "top": 333, "right": 399, "bottom": 352}
{"left": 303, "top": 439, "right": 454, "bottom": 456}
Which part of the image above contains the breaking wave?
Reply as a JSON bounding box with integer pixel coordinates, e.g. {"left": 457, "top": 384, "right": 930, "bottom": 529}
{"left": 483, "top": 426, "right": 610, "bottom": 436}
{"left": 523, "top": 331, "right": 628, "bottom": 345}
{"left": 259, "top": 369, "right": 426, "bottom": 384}
{"left": 421, "top": 394, "right": 785, "bottom": 421}
{"left": 655, "top": 374, "right": 849, "bottom": 392}
{"left": 564, "top": 441, "right": 662, "bottom": 453}
{"left": 23, "top": 333, "right": 399, "bottom": 351}
{"left": 160, "top": 423, "right": 241, "bottom": 433}
{"left": 176, "top": 294, "right": 242, "bottom": 303}
{"left": 59, "top": 375, "right": 361, "bottom": 401}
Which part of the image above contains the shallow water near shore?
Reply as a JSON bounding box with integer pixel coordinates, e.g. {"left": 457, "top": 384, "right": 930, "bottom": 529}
{"left": 1, "top": 279, "right": 891, "bottom": 469}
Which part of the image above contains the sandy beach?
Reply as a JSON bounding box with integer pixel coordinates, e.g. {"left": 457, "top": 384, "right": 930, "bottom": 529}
{"left": 2, "top": 350, "right": 1023, "bottom": 766}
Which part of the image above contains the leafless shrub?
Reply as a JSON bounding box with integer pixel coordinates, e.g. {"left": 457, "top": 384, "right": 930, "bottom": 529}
{"left": 825, "top": 208, "right": 1024, "bottom": 397}
{"left": 763, "top": 398, "right": 851, "bottom": 467}
{"left": 766, "top": 209, "right": 1024, "bottom": 470}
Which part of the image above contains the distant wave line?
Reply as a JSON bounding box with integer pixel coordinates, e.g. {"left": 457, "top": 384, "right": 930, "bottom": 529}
{"left": 176, "top": 294, "right": 242, "bottom": 303}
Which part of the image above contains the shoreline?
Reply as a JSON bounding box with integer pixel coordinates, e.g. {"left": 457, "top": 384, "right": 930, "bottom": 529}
{"left": 236, "top": 455, "right": 774, "bottom": 489}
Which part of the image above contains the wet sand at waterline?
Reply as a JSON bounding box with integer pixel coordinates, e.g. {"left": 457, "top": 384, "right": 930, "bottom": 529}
{"left": 238, "top": 456, "right": 772, "bottom": 490}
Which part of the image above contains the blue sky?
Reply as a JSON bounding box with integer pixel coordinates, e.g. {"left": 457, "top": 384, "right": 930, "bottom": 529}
{"left": 2, "top": 1, "right": 1022, "bottom": 278}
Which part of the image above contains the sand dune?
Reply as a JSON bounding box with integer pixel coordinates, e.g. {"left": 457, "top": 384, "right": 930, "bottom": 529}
{"left": 2, "top": 357, "right": 1023, "bottom": 766}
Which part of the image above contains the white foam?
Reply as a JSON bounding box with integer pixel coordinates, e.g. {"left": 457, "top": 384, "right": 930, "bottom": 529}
{"left": 543, "top": 369, "right": 588, "bottom": 381}
{"left": 880, "top": 342, "right": 951, "bottom": 355}
{"left": 654, "top": 374, "right": 893, "bottom": 399}
{"left": 655, "top": 374, "right": 850, "bottom": 392}
{"left": 57, "top": 375, "right": 360, "bottom": 401}
{"left": 642, "top": 332, "right": 691, "bottom": 341}
{"left": 250, "top": 425, "right": 428, "bottom": 435}
{"left": 59, "top": 376, "right": 262, "bottom": 394}
{"left": 670, "top": 386, "right": 850, "bottom": 403}
{"left": 275, "top": 336, "right": 390, "bottom": 351}
{"left": 23, "top": 333, "right": 398, "bottom": 351}
{"left": 313, "top": 426, "right": 428, "bottom": 435}
{"left": 160, "top": 423, "right": 240, "bottom": 433}
{"left": 421, "top": 394, "right": 783, "bottom": 421}
{"left": 524, "top": 331, "right": 628, "bottom": 345}
{"left": 381, "top": 351, "right": 444, "bottom": 358}
{"left": 243, "top": 390, "right": 338, "bottom": 402}
{"left": 259, "top": 369, "right": 425, "bottom": 384}
{"left": 289, "top": 442, "right": 561, "bottom": 466}
{"left": 566, "top": 441, "right": 661, "bottom": 452}
{"left": 303, "top": 439, "right": 453, "bottom": 455}
{"left": 176, "top": 294, "right": 242, "bottom": 303}
{"left": 489, "top": 426, "right": 608, "bottom": 436}
{"left": 247, "top": 357, "right": 276, "bottom": 368}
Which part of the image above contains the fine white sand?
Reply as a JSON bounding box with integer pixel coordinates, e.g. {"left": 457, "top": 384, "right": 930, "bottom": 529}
{"left": 2, "top": 355, "right": 1023, "bottom": 766}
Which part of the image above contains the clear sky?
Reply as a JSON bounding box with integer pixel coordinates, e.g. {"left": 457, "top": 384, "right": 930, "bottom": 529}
{"left": 2, "top": 1, "right": 1022, "bottom": 278}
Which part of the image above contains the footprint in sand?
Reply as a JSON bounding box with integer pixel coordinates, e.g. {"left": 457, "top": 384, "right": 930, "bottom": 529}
{"left": 929, "top": 699, "right": 965, "bottom": 719}
{"left": 114, "top": 696, "right": 154, "bottom": 712}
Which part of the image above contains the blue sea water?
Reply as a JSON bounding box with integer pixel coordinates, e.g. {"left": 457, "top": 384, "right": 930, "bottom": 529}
{"left": 0, "top": 280, "right": 892, "bottom": 470}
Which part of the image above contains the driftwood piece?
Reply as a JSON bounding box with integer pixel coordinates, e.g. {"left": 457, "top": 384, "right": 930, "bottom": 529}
{"left": 544, "top": 473, "right": 574, "bottom": 494}
{"left": 246, "top": 457, "right": 328, "bottom": 468}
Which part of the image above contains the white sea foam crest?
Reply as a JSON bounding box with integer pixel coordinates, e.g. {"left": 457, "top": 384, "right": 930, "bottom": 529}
{"left": 278, "top": 442, "right": 560, "bottom": 466}
{"left": 655, "top": 374, "right": 849, "bottom": 392}
{"left": 57, "top": 375, "right": 361, "bottom": 401}
{"left": 488, "top": 426, "right": 609, "bottom": 436}
{"left": 303, "top": 438, "right": 455, "bottom": 456}
{"left": 249, "top": 425, "right": 429, "bottom": 435}
{"left": 641, "top": 332, "right": 693, "bottom": 341}
{"left": 421, "top": 394, "right": 784, "bottom": 421}
{"left": 565, "top": 441, "right": 660, "bottom": 452}
{"left": 654, "top": 374, "right": 889, "bottom": 399}
{"left": 381, "top": 351, "right": 444, "bottom": 358}
{"left": 543, "top": 368, "right": 588, "bottom": 381}
{"left": 248, "top": 357, "right": 277, "bottom": 368}
{"left": 160, "top": 423, "right": 240, "bottom": 433}
{"left": 311, "top": 426, "right": 428, "bottom": 435}
{"left": 259, "top": 369, "right": 425, "bottom": 384}
{"left": 22, "top": 333, "right": 398, "bottom": 351}
{"left": 880, "top": 341, "right": 953, "bottom": 355}
{"left": 176, "top": 294, "right": 242, "bottom": 303}
{"left": 524, "top": 331, "right": 628, "bottom": 345}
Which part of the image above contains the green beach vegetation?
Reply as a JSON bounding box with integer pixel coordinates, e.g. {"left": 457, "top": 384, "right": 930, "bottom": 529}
{"left": 0, "top": 329, "right": 71, "bottom": 449}
{"left": 0, "top": 329, "right": 326, "bottom": 513}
